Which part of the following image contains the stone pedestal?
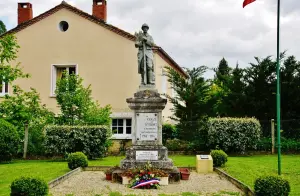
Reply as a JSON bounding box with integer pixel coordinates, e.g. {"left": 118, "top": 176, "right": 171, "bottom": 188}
{"left": 120, "top": 88, "right": 174, "bottom": 169}
{"left": 196, "top": 155, "right": 213, "bottom": 173}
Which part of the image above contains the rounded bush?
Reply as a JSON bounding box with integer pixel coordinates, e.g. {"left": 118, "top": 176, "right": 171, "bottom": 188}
{"left": 10, "top": 176, "right": 48, "bottom": 196}
{"left": 254, "top": 175, "right": 290, "bottom": 196}
{"left": 210, "top": 149, "right": 228, "bottom": 167}
{"left": 67, "top": 152, "right": 88, "bottom": 170}
{"left": 0, "top": 119, "right": 19, "bottom": 162}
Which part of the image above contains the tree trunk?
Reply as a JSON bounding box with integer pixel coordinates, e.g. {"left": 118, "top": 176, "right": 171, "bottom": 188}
{"left": 23, "top": 124, "right": 29, "bottom": 159}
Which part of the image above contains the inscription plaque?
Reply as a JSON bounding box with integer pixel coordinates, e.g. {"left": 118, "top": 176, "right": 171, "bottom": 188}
{"left": 136, "top": 151, "right": 158, "bottom": 160}
{"left": 136, "top": 113, "right": 158, "bottom": 141}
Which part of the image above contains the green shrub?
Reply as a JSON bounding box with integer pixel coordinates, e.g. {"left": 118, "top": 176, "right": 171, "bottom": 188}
{"left": 257, "top": 137, "right": 300, "bottom": 152}
{"left": 44, "top": 125, "right": 111, "bottom": 159}
{"left": 254, "top": 175, "right": 290, "bottom": 196}
{"left": 67, "top": 152, "right": 88, "bottom": 170}
{"left": 210, "top": 149, "right": 228, "bottom": 167}
{"left": 10, "top": 176, "right": 48, "bottom": 196}
{"left": 0, "top": 119, "right": 19, "bottom": 162}
{"left": 162, "top": 123, "right": 177, "bottom": 144}
{"left": 208, "top": 117, "right": 261, "bottom": 154}
{"left": 165, "top": 139, "right": 188, "bottom": 151}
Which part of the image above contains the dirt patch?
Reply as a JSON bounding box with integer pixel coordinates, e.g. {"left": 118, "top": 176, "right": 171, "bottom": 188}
{"left": 50, "top": 171, "right": 242, "bottom": 196}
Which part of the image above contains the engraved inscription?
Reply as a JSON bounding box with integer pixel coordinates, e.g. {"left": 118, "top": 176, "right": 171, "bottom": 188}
{"left": 136, "top": 113, "right": 158, "bottom": 141}
{"left": 136, "top": 151, "right": 158, "bottom": 160}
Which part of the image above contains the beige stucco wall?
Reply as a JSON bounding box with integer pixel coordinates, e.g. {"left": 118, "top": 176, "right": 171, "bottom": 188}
{"left": 5, "top": 8, "right": 175, "bottom": 122}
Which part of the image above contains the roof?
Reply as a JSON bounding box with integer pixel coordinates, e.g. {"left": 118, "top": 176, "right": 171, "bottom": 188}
{"left": 1, "top": 1, "right": 188, "bottom": 78}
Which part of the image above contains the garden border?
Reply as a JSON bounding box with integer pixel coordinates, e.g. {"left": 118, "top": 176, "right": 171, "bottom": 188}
{"left": 48, "top": 167, "right": 82, "bottom": 188}
{"left": 214, "top": 168, "right": 254, "bottom": 196}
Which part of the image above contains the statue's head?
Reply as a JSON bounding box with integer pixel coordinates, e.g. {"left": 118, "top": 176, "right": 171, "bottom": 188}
{"left": 141, "top": 23, "right": 149, "bottom": 33}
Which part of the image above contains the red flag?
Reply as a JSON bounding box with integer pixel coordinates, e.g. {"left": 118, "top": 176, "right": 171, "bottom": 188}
{"left": 243, "top": 0, "right": 256, "bottom": 8}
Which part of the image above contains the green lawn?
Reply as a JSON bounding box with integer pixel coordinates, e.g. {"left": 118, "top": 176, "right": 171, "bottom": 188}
{"left": 0, "top": 160, "right": 70, "bottom": 196}
{"left": 223, "top": 155, "right": 300, "bottom": 196}
{"left": 1, "top": 155, "right": 299, "bottom": 196}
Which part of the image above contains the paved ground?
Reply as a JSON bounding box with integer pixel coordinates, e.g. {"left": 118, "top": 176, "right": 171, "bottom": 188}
{"left": 50, "top": 171, "right": 242, "bottom": 196}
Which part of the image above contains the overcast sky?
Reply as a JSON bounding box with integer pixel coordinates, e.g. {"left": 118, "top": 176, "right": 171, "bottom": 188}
{"left": 1, "top": 0, "right": 300, "bottom": 78}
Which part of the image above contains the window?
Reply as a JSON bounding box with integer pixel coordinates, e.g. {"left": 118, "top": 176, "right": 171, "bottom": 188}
{"left": 0, "top": 80, "right": 8, "bottom": 96}
{"left": 51, "top": 65, "right": 77, "bottom": 96}
{"left": 59, "top": 21, "right": 69, "bottom": 32}
{"left": 111, "top": 118, "right": 132, "bottom": 139}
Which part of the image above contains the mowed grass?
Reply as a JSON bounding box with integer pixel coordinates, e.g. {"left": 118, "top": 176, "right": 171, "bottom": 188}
{"left": 223, "top": 155, "right": 300, "bottom": 196}
{"left": 0, "top": 160, "right": 70, "bottom": 196}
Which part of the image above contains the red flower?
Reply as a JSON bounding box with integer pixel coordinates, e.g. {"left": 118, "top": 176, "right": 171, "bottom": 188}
{"left": 148, "top": 172, "right": 151, "bottom": 175}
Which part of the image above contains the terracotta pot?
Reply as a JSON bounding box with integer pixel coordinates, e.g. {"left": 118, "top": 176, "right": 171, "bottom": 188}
{"left": 106, "top": 173, "right": 112, "bottom": 181}
{"left": 179, "top": 168, "right": 190, "bottom": 180}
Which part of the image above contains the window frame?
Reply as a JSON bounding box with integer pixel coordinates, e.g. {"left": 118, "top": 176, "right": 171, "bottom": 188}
{"left": 0, "top": 80, "right": 8, "bottom": 97}
{"left": 111, "top": 118, "right": 132, "bottom": 139}
{"left": 50, "top": 64, "right": 78, "bottom": 97}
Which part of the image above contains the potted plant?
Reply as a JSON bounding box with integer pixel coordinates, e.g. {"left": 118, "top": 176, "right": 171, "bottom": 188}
{"left": 105, "top": 165, "right": 120, "bottom": 181}
{"left": 105, "top": 168, "right": 113, "bottom": 181}
{"left": 179, "top": 168, "right": 190, "bottom": 180}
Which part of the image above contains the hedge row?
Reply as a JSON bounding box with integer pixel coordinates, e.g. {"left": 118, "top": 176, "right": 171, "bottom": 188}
{"left": 44, "top": 125, "right": 111, "bottom": 159}
{"left": 257, "top": 137, "right": 300, "bottom": 152}
{"left": 207, "top": 117, "right": 262, "bottom": 154}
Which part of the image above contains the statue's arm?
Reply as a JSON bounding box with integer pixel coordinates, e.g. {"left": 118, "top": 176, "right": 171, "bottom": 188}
{"left": 135, "top": 41, "right": 142, "bottom": 48}
{"left": 145, "top": 36, "right": 155, "bottom": 47}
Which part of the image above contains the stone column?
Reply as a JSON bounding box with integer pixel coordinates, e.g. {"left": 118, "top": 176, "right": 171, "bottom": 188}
{"left": 120, "top": 88, "right": 174, "bottom": 169}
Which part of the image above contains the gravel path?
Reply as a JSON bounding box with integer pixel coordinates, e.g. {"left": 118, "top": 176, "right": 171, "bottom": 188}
{"left": 50, "top": 171, "right": 242, "bottom": 196}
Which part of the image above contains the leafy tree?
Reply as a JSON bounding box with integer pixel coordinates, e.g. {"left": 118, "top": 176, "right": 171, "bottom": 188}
{"left": 0, "top": 20, "right": 6, "bottom": 35}
{"left": 208, "top": 58, "right": 233, "bottom": 116}
{"left": 0, "top": 35, "right": 29, "bottom": 83}
{"left": 165, "top": 66, "right": 210, "bottom": 142}
{"left": 0, "top": 86, "right": 54, "bottom": 158}
{"left": 243, "top": 56, "right": 277, "bottom": 120}
{"left": 214, "top": 57, "right": 231, "bottom": 83}
{"left": 222, "top": 63, "right": 247, "bottom": 117}
{"left": 55, "top": 72, "right": 111, "bottom": 126}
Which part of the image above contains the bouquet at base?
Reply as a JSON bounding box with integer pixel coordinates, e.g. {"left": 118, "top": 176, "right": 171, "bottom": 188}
{"left": 121, "top": 162, "right": 169, "bottom": 189}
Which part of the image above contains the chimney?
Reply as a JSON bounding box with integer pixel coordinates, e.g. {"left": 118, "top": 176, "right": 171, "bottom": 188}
{"left": 92, "top": 0, "right": 107, "bottom": 22}
{"left": 18, "top": 3, "right": 33, "bottom": 25}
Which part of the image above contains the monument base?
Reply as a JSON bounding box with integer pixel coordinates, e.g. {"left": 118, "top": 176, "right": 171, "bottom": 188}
{"left": 120, "top": 145, "right": 174, "bottom": 170}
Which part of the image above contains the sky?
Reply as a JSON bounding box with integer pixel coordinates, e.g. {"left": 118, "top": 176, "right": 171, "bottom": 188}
{"left": 1, "top": 0, "right": 300, "bottom": 78}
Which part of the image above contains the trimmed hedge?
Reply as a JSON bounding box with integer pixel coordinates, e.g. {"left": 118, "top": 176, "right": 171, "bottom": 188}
{"left": 254, "top": 175, "right": 290, "bottom": 196}
{"left": 257, "top": 137, "right": 300, "bottom": 152}
{"left": 165, "top": 139, "right": 188, "bottom": 151}
{"left": 210, "top": 149, "right": 228, "bottom": 167}
{"left": 10, "top": 176, "right": 48, "bottom": 196}
{"left": 208, "top": 117, "right": 261, "bottom": 154}
{"left": 67, "top": 152, "right": 88, "bottom": 170}
{"left": 44, "top": 125, "right": 111, "bottom": 159}
{"left": 0, "top": 119, "right": 19, "bottom": 162}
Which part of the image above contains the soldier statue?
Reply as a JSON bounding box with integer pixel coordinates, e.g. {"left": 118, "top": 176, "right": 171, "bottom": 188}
{"left": 135, "top": 23, "right": 155, "bottom": 85}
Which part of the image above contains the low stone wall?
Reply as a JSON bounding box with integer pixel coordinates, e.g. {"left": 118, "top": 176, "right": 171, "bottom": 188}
{"left": 214, "top": 168, "right": 254, "bottom": 196}
{"left": 48, "top": 167, "right": 82, "bottom": 188}
{"left": 83, "top": 166, "right": 111, "bottom": 171}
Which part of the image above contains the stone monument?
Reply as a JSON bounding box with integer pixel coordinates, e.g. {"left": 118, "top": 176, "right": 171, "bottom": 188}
{"left": 120, "top": 24, "right": 174, "bottom": 170}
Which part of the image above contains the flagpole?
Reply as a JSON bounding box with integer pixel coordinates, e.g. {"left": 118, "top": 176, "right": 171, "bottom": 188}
{"left": 276, "top": 0, "right": 282, "bottom": 175}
